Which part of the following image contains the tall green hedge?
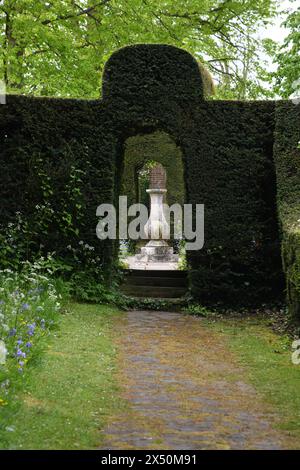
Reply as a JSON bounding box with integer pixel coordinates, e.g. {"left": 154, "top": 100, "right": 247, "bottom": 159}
{"left": 102, "top": 44, "right": 205, "bottom": 102}
{"left": 186, "top": 100, "right": 283, "bottom": 304}
{"left": 122, "top": 131, "right": 185, "bottom": 208}
{"left": 0, "top": 44, "right": 288, "bottom": 307}
{"left": 0, "top": 96, "right": 116, "bottom": 271}
{"left": 273, "top": 101, "right": 300, "bottom": 319}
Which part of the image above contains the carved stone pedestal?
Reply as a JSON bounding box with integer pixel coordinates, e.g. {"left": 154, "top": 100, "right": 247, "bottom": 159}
{"left": 138, "top": 188, "right": 177, "bottom": 263}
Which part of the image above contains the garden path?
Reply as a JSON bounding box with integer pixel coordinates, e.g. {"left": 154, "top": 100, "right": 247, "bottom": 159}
{"left": 101, "top": 310, "right": 295, "bottom": 450}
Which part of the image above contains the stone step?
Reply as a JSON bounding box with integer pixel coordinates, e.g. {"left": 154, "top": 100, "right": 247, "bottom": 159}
{"left": 124, "top": 276, "right": 188, "bottom": 287}
{"left": 124, "top": 269, "right": 187, "bottom": 278}
{"left": 129, "top": 297, "right": 187, "bottom": 306}
{"left": 121, "top": 285, "right": 187, "bottom": 298}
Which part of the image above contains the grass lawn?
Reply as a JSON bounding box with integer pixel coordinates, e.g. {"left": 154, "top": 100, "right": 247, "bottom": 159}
{"left": 1, "top": 305, "right": 300, "bottom": 449}
{"left": 203, "top": 315, "right": 300, "bottom": 439}
{"left": 0, "top": 302, "right": 124, "bottom": 450}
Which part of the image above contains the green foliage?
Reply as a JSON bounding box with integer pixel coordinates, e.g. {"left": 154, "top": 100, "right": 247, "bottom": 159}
{"left": 65, "top": 241, "right": 119, "bottom": 304}
{"left": 30, "top": 147, "right": 87, "bottom": 242}
{"left": 0, "top": 115, "right": 116, "bottom": 304}
{"left": 0, "top": 256, "right": 68, "bottom": 421}
{"left": 183, "top": 304, "right": 216, "bottom": 317}
{"left": 0, "top": 0, "right": 278, "bottom": 100}
{"left": 0, "top": 95, "right": 115, "bottom": 279}
{"left": 177, "top": 240, "right": 188, "bottom": 271}
{"left": 274, "top": 4, "right": 300, "bottom": 99}
{"left": 0, "top": 212, "right": 30, "bottom": 269}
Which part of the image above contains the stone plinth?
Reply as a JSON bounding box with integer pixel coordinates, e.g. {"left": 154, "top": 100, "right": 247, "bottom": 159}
{"left": 140, "top": 240, "right": 176, "bottom": 262}
{"left": 139, "top": 187, "right": 176, "bottom": 263}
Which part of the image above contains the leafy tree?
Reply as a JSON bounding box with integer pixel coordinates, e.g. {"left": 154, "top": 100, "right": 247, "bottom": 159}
{"left": 0, "top": 0, "right": 279, "bottom": 99}
{"left": 274, "top": 1, "right": 300, "bottom": 98}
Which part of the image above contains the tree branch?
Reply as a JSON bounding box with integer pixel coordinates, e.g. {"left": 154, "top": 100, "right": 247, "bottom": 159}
{"left": 41, "top": 0, "right": 110, "bottom": 25}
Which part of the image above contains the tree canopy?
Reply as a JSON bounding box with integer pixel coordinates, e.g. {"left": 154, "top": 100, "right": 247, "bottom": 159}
{"left": 0, "top": 0, "right": 297, "bottom": 99}
{"left": 274, "top": 2, "right": 300, "bottom": 98}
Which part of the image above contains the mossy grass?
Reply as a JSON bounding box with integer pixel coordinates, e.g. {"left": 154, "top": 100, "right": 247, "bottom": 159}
{"left": 203, "top": 314, "right": 300, "bottom": 439}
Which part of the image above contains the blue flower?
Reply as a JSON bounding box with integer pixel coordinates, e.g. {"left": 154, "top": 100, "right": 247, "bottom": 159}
{"left": 21, "top": 303, "right": 30, "bottom": 311}
{"left": 18, "top": 361, "right": 24, "bottom": 367}
{"left": 16, "top": 349, "right": 26, "bottom": 358}
{"left": 27, "top": 323, "right": 36, "bottom": 336}
{"left": 17, "top": 339, "right": 23, "bottom": 345}
{"left": 25, "top": 342, "right": 32, "bottom": 348}
{"left": 8, "top": 328, "right": 17, "bottom": 337}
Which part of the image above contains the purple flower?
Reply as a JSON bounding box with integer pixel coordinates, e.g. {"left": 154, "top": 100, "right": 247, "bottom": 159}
{"left": 17, "top": 339, "right": 23, "bottom": 345}
{"left": 18, "top": 361, "right": 24, "bottom": 367}
{"left": 27, "top": 323, "right": 36, "bottom": 336}
{"left": 16, "top": 349, "right": 26, "bottom": 358}
{"left": 21, "top": 303, "right": 30, "bottom": 311}
{"left": 25, "top": 342, "right": 32, "bottom": 348}
{"left": 9, "top": 328, "right": 17, "bottom": 337}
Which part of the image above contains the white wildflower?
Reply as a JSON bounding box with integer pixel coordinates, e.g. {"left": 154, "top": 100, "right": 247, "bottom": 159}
{"left": 5, "top": 426, "right": 15, "bottom": 432}
{"left": 0, "top": 341, "right": 7, "bottom": 365}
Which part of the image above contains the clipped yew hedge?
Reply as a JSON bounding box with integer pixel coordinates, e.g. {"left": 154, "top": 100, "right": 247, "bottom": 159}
{"left": 274, "top": 101, "right": 300, "bottom": 319}
{"left": 0, "top": 44, "right": 295, "bottom": 309}
{"left": 187, "top": 100, "right": 283, "bottom": 305}
{"left": 0, "top": 96, "right": 116, "bottom": 270}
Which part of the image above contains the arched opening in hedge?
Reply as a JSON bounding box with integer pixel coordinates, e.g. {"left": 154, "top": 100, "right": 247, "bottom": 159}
{"left": 117, "top": 129, "right": 186, "bottom": 267}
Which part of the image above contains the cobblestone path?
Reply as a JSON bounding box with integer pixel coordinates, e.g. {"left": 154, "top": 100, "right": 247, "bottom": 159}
{"left": 101, "top": 310, "right": 295, "bottom": 450}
